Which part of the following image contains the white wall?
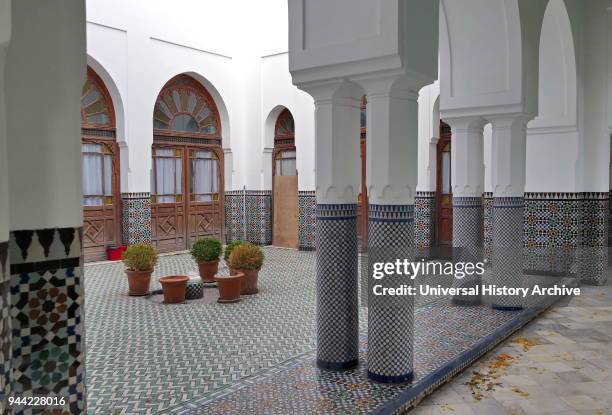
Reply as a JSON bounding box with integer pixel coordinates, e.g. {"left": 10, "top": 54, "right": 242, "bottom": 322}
{"left": 85, "top": 0, "right": 307, "bottom": 193}
{"left": 0, "top": 0, "right": 10, "bottom": 240}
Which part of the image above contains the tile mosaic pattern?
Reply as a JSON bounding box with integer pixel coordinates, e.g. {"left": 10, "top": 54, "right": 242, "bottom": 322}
{"left": 176, "top": 278, "right": 571, "bottom": 415}
{"left": 84, "top": 249, "right": 320, "bottom": 414}
{"left": 492, "top": 197, "right": 524, "bottom": 310}
{"left": 9, "top": 227, "right": 85, "bottom": 414}
{"left": 415, "top": 192, "right": 436, "bottom": 254}
{"left": 524, "top": 192, "right": 581, "bottom": 276}
{"left": 316, "top": 204, "right": 359, "bottom": 370}
{"left": 0, "top": 241, "right": 10, "bottom": 404}
{"left": 224, "top": 190, "right": 272, "bottom": 245}
{"left": 367, "top": 204, "right": 414, "bottom": 382}
{"left": 121, "top": 193, "right": 152, "bottom": 245}
{"left": 580, "top": 193, "right": 608, "bottom": 285}
{"left": 298, "top": 191, "right": 316, "bottom": 251}
{"left": 452, "top": 197, "right": 484, "bottom": 305}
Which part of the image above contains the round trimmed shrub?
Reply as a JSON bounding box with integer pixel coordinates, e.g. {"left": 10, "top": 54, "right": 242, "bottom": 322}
{"left": 229, "top": 243, "right": 264, "bottom": 271}
{"left": 122, "top": 243, "right": 158, "bottom": 271}
{"left": 190, "top": 237, "right": 222, "bottom": 262}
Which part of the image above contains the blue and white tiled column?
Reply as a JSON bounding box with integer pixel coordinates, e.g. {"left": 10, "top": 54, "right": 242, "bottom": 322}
{"left": 367, "top": 205, "right": 415, "bottom": 383}
{"left": 362, "top": 76, "right": 423, "bottom": 383}
{"left": 316, "top": 204, "right": 359, "bottom": 369}
{"left": 489, "top": 115, "right": 530, "bottom": 311}
{"left": 414, "top": 191, "right": 436, "bottom": 256}
{"left": 305, "top": 81, "right": 362, "bottom": 370}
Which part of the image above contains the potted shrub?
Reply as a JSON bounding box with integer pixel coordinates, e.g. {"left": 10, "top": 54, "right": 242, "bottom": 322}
{"left": 228, "top": 243, "right": 264, "bottom": 295}
{"left": 224, "top": 240, "right": 245, "bottom": 275}
{"left": 214, "top": 272, "right": 244, "bottom": 303}
{"left": 190, "top": 237, "right": 222, "bottom": 283}
{"left": 159, "top": 275, "right": 189, "bottom": 304}
{"left": 122, "top": 243, "right": 158, "bottom": 296}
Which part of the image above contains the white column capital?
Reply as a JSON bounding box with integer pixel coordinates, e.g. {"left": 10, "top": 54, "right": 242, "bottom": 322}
{"left": 306, "top": 81, "right": 361, "bottom": 204}
{"left": 444, "top": 116, "right": 486, "bottom": 135}
{"left": 489, "top": 114, "right": 533, "bottom": 197}
{"left": 364, "top": 76, "right": 419, "bottom": 205}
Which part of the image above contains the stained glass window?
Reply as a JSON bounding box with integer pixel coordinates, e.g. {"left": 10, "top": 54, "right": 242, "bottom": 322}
{"left": 81, "top": 69, "right": 114, "bottom": 127}
{"left": 153, "top": 75, "right": 220, "bottom": 135}
{"left": 275, "top": 109, "right": 295, "bottom": 138}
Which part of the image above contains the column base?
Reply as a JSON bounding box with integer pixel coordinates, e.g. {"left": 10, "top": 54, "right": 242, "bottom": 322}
{"left": 367, "top": 370, "right": 414, "bottom": 384}
{"left": 317, "top": 359, "right": 359, "bottom": 371}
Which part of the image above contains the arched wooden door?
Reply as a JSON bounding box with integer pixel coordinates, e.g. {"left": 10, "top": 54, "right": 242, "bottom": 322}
{"left": 436, "top": 121, "right": 453, "bottom": 246}
{"left": 81, "top": 67, "right": 121, "bottom": 262}
{"left": 151, "top": 75, "right": 224, "bottom": 253}
{"left": 272, "top": 109, "right": 298, "bottom": 248}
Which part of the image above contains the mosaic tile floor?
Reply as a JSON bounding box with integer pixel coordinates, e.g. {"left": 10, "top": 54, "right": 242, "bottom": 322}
{"left": 84, "top": 248, "right": 587, "bottom": 414}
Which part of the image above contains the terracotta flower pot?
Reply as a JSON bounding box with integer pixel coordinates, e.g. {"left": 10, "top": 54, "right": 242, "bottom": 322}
{"left": 198, "top": 259, "right": 220, "bottom": 283}
{"left": 159, "top": 275, "right": 189, "bottom": 304}
{"left": 125, "top": 269, "right": 153, "bottom": 296}
{"left": 237, "top": 268, "right": 260, "bottom": 295}
{"left": 214, "top": 272, "right": 244, "bottom": 303}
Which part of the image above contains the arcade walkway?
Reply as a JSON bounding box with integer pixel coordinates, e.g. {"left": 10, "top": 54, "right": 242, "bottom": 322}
{"left": 83, "top": 248, "right": 612, "bottom": 414}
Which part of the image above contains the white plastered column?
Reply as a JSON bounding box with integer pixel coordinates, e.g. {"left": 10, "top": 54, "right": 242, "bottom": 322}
{"left": 360, "top": 75, "right": 419, "bottom": 383}
{"left": 303, "top": 81, "right": 361, "bottom": 370}
{"left": 489, "top": 115, "right": 530, "bottom": 310}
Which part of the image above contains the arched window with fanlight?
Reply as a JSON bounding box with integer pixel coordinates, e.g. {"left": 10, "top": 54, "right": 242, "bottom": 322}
{"left": 81, "top": 67, "right": 121, "bottom": 262}
{"left": 151, "top": 74, "right": 224, "bottom": 252}
{"left": 272, "top": 108, "right": 298, "bottom": 248}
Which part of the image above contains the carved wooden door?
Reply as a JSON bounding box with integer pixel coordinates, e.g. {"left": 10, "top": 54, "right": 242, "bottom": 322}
{"left": 436, "top": 123, "right": 453, "bottom": 246}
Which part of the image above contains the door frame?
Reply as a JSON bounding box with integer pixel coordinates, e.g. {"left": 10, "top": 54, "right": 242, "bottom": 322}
{"left": 435, "top": 121, "right": 452, "bottom": 246}
{"left": 151, "top": 136, "right": 225, "bottom": 252}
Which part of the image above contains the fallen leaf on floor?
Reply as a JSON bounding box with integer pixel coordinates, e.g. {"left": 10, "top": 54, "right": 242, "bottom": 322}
{"left": 511, "top": 386, "right": 529, "bottom": 397}
{"left": 511, "top": 337, "right": 541, "bottom": 352}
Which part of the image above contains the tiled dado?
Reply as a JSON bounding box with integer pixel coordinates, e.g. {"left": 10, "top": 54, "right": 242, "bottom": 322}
{"left": 298, "top": 191, "right": 316, "bottom": 251}
{"left": 224, "top": 190, "right": 272, "bottom": 245}
{"left": 524, "top": 192, "right": 609, "bottom": 284}
{"left": 8, "top": 227, "right": 85, "bottom": 414}
{"left": 121, "top": 193, "right": 152, "bottom": 245}
{"left": 415, "top": 191, "right": 435, "bottom": 252}
{"left": 1, "top": 241, "right": 10, "bottom": 403}
{"left": 580, "top": 192, "right": 608, "bottom": 285}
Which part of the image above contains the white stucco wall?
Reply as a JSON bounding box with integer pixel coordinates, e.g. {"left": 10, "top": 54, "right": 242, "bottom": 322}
{"left": 85, "top": 0, "right": 314, "bottom": 193}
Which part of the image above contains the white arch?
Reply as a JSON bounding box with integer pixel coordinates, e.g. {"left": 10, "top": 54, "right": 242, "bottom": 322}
{"left": 87, "top": 54, "right": 126, "bottom": 144}
{"left": 262, "top": 105, "right": 290, "bottom": 190}
{"left": 529, "top": 0, "right": 577, "bottom": 131}
{"left": 153, "top": 71, "right": 233, "bottom": 189}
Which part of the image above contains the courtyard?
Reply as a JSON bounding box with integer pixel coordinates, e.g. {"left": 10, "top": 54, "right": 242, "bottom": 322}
{"left": 82, "top": 247, "right": 611, "bottom": 414}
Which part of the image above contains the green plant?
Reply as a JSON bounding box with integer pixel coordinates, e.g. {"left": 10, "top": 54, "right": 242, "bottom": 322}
{"left": 228, "top": 243, "right": 264, "bottom": 270}
{"left": 224, "top": 240, "right": 245, "bottom": 261}
{"left": 122, "top": 243, "right": 158, "bottom": 271}
{"left": 190, "top": 237, "right": 222, "bottom": 262}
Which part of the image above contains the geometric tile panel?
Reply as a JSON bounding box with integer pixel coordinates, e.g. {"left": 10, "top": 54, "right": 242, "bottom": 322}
{"left": 367, "top": 204, "right": 414, "bottom": 382}
{"left": 8, "top": 227, "right": 85, "bottom": 414}
{"left": 315, "top": 204, "right": 359, "bottom": 370}
{"left": 415, "top": 192, "right": 435, "bottom": 253}
{"left": 121, "top": 193, "right": 152, "bottom": 245}
{"left": 298, "top": 191, "right": 316, "bottom": 251}
{"left": 579, "top": 193, "right": 608, "bottom": 285}
{"left": 224, "top": 190, "right": 272, "bottom": 245}
{"left": 0, "top": 240, "right": 10, "bottom": 403}
{"left": 452, "top": 197, "right": 483, "bottom": 305}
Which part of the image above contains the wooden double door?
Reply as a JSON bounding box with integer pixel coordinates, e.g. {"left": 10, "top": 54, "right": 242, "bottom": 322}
{"left": 151, "top": 141, "right": 223, "bottom": 253}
